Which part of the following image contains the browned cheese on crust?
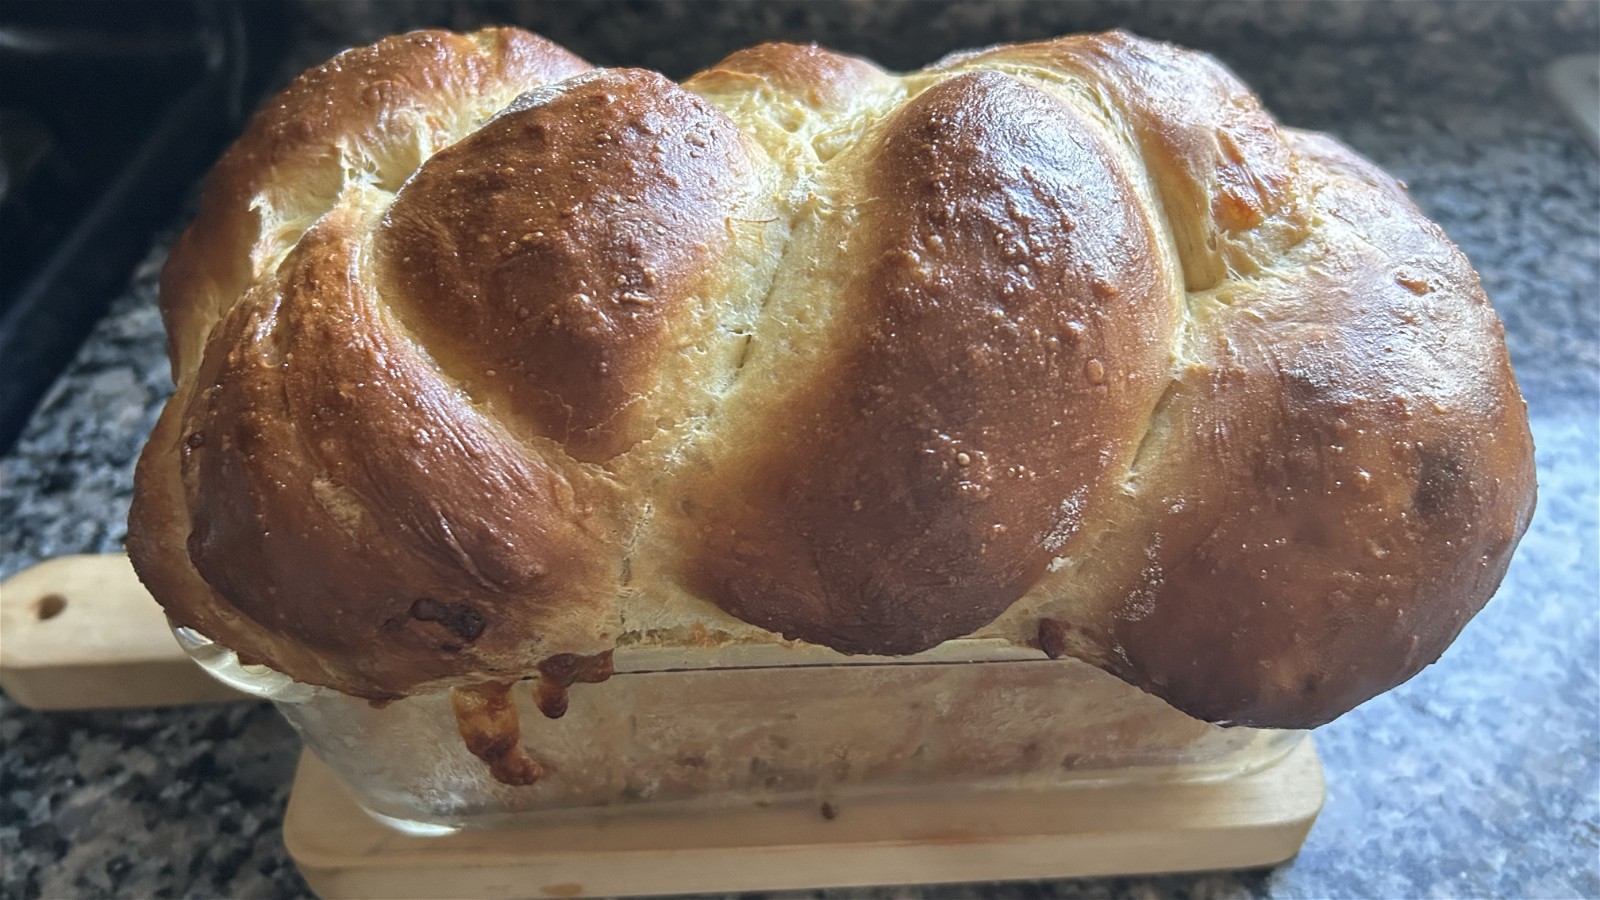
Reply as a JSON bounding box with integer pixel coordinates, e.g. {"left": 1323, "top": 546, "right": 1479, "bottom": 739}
{"left": 129, "top": 29, "right": 1536, "bottom": 728}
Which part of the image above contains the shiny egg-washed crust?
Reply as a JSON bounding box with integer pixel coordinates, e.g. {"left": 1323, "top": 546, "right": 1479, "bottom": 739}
{"left": 128, "top": 28, "right": 1535, "bottom": 727}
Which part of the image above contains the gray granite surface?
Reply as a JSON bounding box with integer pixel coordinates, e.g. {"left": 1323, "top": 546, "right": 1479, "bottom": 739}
{"left": 3, "top": 2, "right": 1598, "bottom": 898}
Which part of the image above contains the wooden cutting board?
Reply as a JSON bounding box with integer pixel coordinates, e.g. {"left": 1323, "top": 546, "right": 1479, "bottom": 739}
{"left": 0, "top": 553, "right": 1324, "bottom": 898}
{"left": 0, "top": 553, "right": 244, "bottom": 708}
{"left": 285, "top": 739, "right": 1324, "bottom": 900}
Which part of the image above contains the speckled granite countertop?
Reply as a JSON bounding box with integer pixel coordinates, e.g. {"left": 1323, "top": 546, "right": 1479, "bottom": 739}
{"left": 2, "top": 2, "right": 1597, "bottom": 898}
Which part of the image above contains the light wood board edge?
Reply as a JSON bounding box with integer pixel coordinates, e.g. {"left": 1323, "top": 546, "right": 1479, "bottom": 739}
{"left": 0, "top": 553, "right": 245, "bottom": 709}
{"left": 284, "top": 738, "right": 1324, "bottom": 899}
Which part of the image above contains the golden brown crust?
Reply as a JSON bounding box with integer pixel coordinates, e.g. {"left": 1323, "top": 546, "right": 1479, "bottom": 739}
{"left": 159, "top": 28, "right": 590, "bottom": 379}
{"left": 938, "top": 32, "right": 1304, "bottom": 288}
{"left": 688, "top": 42, "right": 886, "bottom": 113}
{"left": 677, "top": 72, "right": 1177, "bottom": 654}
{"left": 150, "top": 206, "right": 622, "bottom": 698}
{"left": 129, "top": 27, "right": 1536, "bottom": 726}
{"left": 1092, "top": 131, "right": 1536, "bottom": 728}
{"left": 377, "top": 69, "right": 760, "bottom": 462}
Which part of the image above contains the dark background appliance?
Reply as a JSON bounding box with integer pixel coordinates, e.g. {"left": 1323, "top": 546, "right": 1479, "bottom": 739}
{"left": 0, "top": 0, "right": 289, "bottom": 452}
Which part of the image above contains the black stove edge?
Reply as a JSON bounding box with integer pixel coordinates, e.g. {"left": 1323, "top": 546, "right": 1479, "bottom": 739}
{"left": 0, "top": 4, "right": 253, "bottom": 455}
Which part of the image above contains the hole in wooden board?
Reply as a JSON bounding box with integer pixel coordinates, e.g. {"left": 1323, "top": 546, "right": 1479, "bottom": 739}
{"left": 34, "top": 594, "right": 66, "bottom": 621}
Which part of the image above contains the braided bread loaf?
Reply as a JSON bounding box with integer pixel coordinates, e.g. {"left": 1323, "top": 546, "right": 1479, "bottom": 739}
{"left": 128, "top": 28, "right": 1535, "bottom": 729}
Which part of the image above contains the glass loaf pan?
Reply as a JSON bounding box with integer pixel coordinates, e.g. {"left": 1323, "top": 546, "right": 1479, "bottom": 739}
{"left": 176, "top": 628, "right": 1302, "bottom": 833}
